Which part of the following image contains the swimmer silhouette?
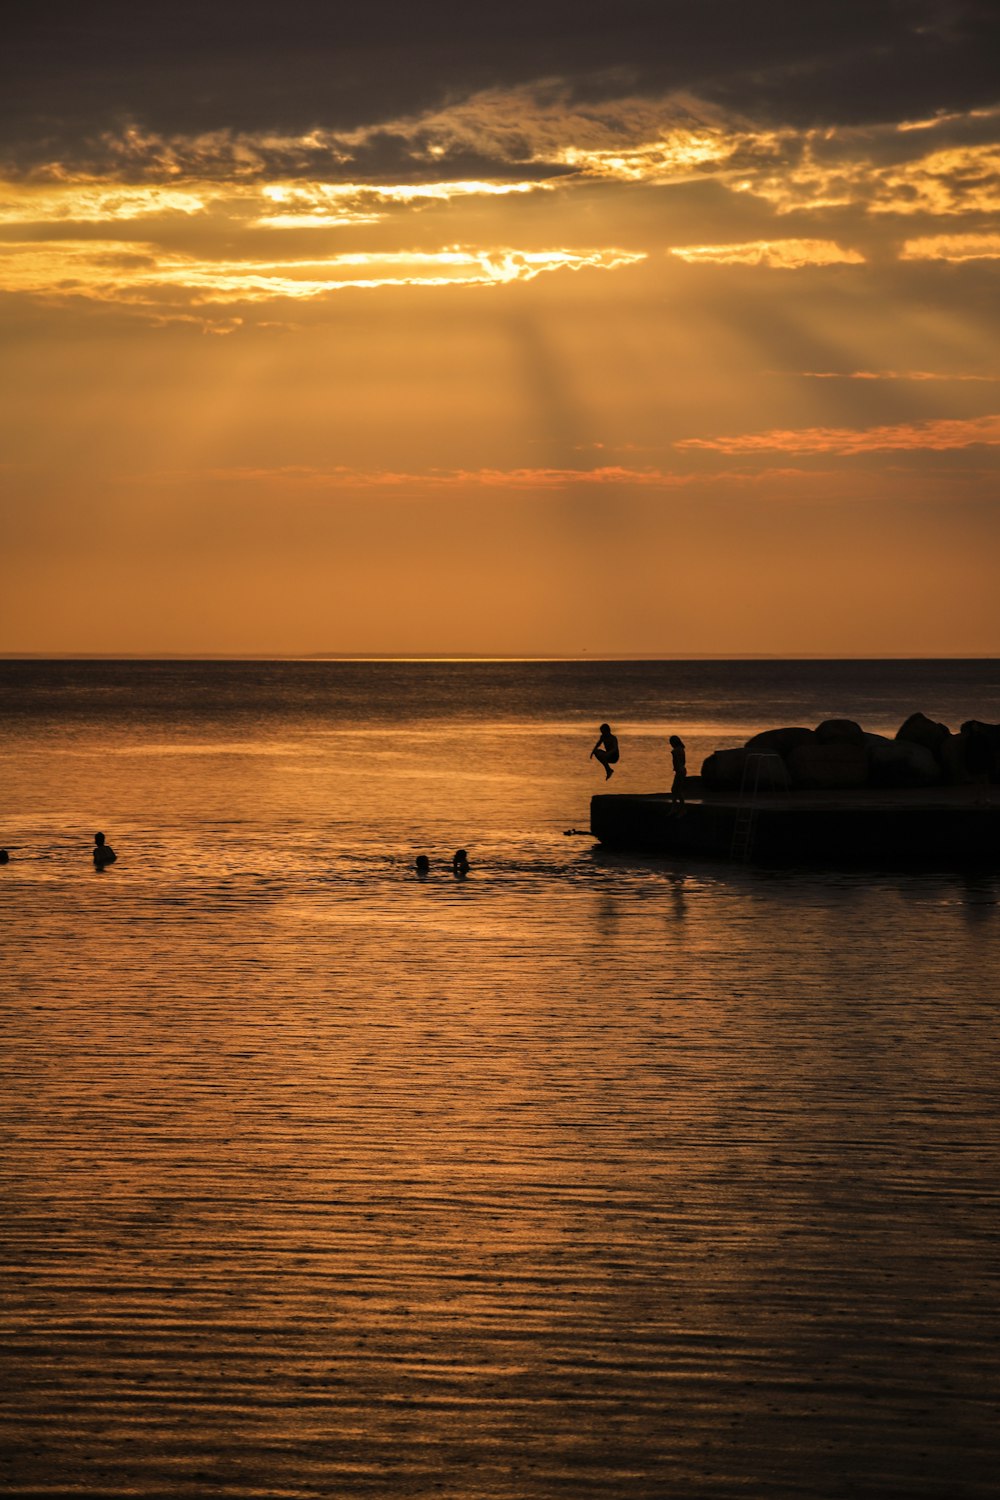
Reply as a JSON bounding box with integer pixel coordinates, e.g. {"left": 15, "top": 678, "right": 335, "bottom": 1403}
{"left": 0, "top": 848, "right": 8, "bottom": 864}
{"left": 93, "top": 831, "right": 117, "bottom": 870}
{"left": 590, "top": 723, "right": 620, "bottom": 780}
{"left": 452, "top": 848, "right": 470, "bottom": 877}
{"left": 415, "top": 854, "right": 430, "bottom": 877}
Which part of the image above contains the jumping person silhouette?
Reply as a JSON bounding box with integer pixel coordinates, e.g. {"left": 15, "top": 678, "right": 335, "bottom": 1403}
{"left": 591, "top": 723, "right": 620, "bottom": 780}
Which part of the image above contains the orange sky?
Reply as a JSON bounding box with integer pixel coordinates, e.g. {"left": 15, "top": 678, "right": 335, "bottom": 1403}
{"left": 1, "top": 7, "right": 998, "bottom": 656}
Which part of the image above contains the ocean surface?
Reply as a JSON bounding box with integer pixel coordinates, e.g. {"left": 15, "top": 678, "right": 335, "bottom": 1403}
{"left": 2, "top": 658, "right": 999, "bottom": 1499}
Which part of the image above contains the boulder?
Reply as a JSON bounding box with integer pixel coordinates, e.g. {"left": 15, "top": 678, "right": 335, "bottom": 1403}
{"left": 960, "top": 720, "right": 1000, "bottom": 783}
{"left": 864, "top": 733, "right": 939, "bottom": 788}
{"left": 788, "top": 739, "right": 868, "bottom": 789}
{"left": 743, "top": 752, "right": 792, "bottom": 792}
{"left": 815, "top": 718, "right": 865, "bottom": 746}
{"left": 896, "top": 712, "right": 950, "bottom": 761}
{"left": 700, "top": 747, "right": 749, "bottom": 790}
{"left": 744, "top": 726, "right": 814, "bottom": 758}
{"left": 938, "top": 730, "right": 974, "bottom": 785}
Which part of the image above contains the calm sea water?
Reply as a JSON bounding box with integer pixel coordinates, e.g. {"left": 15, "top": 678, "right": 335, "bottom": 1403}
{"left": 2, "top": 659, "right": 999, "bottom": 1499}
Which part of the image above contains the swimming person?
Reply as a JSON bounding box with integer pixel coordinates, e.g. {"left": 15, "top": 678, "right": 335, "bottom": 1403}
{"left": 0, "top": 849, "right": 8, "bottom": 864}
{"left": 93, "top": 832, "right": 117, "bottom": 869}
{"left": 415, "top": 854, "right": 430, "bottom": 877}
{"left": 590, "top": 723, "right": 620, "bottom": 780}
{"left": 669, "top": 735, "right": 687, "bottom": 812}
{"left": 452, "top": 849, "right": 470, "bottom": 877}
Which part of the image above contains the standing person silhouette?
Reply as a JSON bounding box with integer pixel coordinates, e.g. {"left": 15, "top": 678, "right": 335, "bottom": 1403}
{"left": 591, "top": 723, "right": 619, "bottom": 780}
{"left": 669, "top": 735, "right": 687, "bottom": 813}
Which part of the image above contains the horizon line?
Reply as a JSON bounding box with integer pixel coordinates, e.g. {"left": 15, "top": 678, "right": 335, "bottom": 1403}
{"left": 1, "top": 652, "right": 998, "bottom": 664}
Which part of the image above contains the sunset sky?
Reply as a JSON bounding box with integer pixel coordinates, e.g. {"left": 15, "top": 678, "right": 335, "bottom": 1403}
{"left": 2, "top": 1, "right": 998, "bottom": 657}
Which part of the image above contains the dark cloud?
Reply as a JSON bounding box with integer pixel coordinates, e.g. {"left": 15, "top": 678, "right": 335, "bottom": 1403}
{"left": 3, "top": 1, "right": 997, "bottom": 172}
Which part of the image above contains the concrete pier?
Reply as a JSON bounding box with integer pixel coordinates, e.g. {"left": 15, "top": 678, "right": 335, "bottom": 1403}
{"left": 591, "top": 787, "right": 1000, "bottom": 864}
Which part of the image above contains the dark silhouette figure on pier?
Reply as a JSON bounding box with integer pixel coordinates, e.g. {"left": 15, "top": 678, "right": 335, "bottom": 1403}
{"left": 452, "top": 849, "right": 470, "bottom": 877}
{"left": 414, "top": 854, "right": 430, "bottom": 878}
{"left": 669, "top": 735, "right": 687, "bottom": 814}
{"left": 93, "top": 832, "right": 117, "bottom": 870}
{"left": 591, "top": 723, "right": 619, "bottom": 780}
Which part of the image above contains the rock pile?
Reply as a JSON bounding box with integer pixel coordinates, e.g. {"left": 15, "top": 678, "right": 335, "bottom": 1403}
{"left": 701, "top": 713, "right": 1000, "bottom": 792}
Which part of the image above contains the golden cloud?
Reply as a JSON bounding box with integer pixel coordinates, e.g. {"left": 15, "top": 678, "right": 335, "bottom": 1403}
{"left": 900, "top": 232, "right": 1000, "bottom": 261}
{"left": 869, "top": 145, "right": 1000, "bottom": 216}
{"left": 3, "top": 93, "right": 994, "bottom": 246}
{"left": 0, "top": 239, "right": 645, "bottom": 305}
{"left": 897, "top": 106, "right": 1000, "bottom": 134}
{"left": 344, "top": 87, "right": 741, "bottom": 173}
{"left": 669, "top": 239, "right": 864, "bottom": 268}
{"left": 340, "top": 91, "right": 1000, "bottom": 219}
{"left": 554, "top": 130, "right": 737, "bottom": 181}
{"left": 253, "top": 177, "right": 549, "bottom": 228}
{"left": 796, "top": 369, "right": 1000, "bottom": 382}
{"left": 677, "top": 413, "right": 1000, "bottom": 455}
{"left": 161, "top": 463, "right": 818, "bottom": 492}
{"left": 0, "top": 174, "right": 552, "bottom": 231}
{"left": 90, "top": 123, "right": 354, "bottom": 180}
{"left": 730, "top": 140, "right": 1000, "bottom": 217}
{"left": 1, "top": 92, "right": 995, "bottom": 334}
{"left": 9, "top": 90, "right": 995, "bottom": 213}
{"left": 0, "top": 181, "right": 209, "bottom": 223}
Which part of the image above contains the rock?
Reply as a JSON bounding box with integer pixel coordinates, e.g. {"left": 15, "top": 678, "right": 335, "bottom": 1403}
{"left": 744, "top": 726, "right": 814, "bottom": 757}
{"left": 788, "top": 739, "right": 868, "bottom": 789}
{"left": 815, "top": 718, "right": 865, "bottom": 746}
{"left": 939, "top": 731, "right": 974, "bottom": 785}
{"left": 743, "top": 753, "right": 792, "bottom": 792}
{"left": 896, "top": 712, "right": 950, "bottom": 760}
{"left": 960, "top": 720, "right": 1000, "bottom": 783}
{"left": 864, "top": 733, "right": 939, "bottom": 788}
{"left": 700, "top": 747, "right": 749, "bottom": 790}
{"left": 701, "top": 714, "right": 999, "bottom": 795}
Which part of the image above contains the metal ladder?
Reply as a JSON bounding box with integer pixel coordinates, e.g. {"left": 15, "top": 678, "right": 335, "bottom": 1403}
{"left": 730, "top": 752, "right": 786, "bottom": 861}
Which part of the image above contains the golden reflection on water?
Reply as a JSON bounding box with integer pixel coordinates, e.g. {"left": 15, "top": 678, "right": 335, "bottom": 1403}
{"left": 2, "top": 662, "right": 999, "bottom": 1497}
